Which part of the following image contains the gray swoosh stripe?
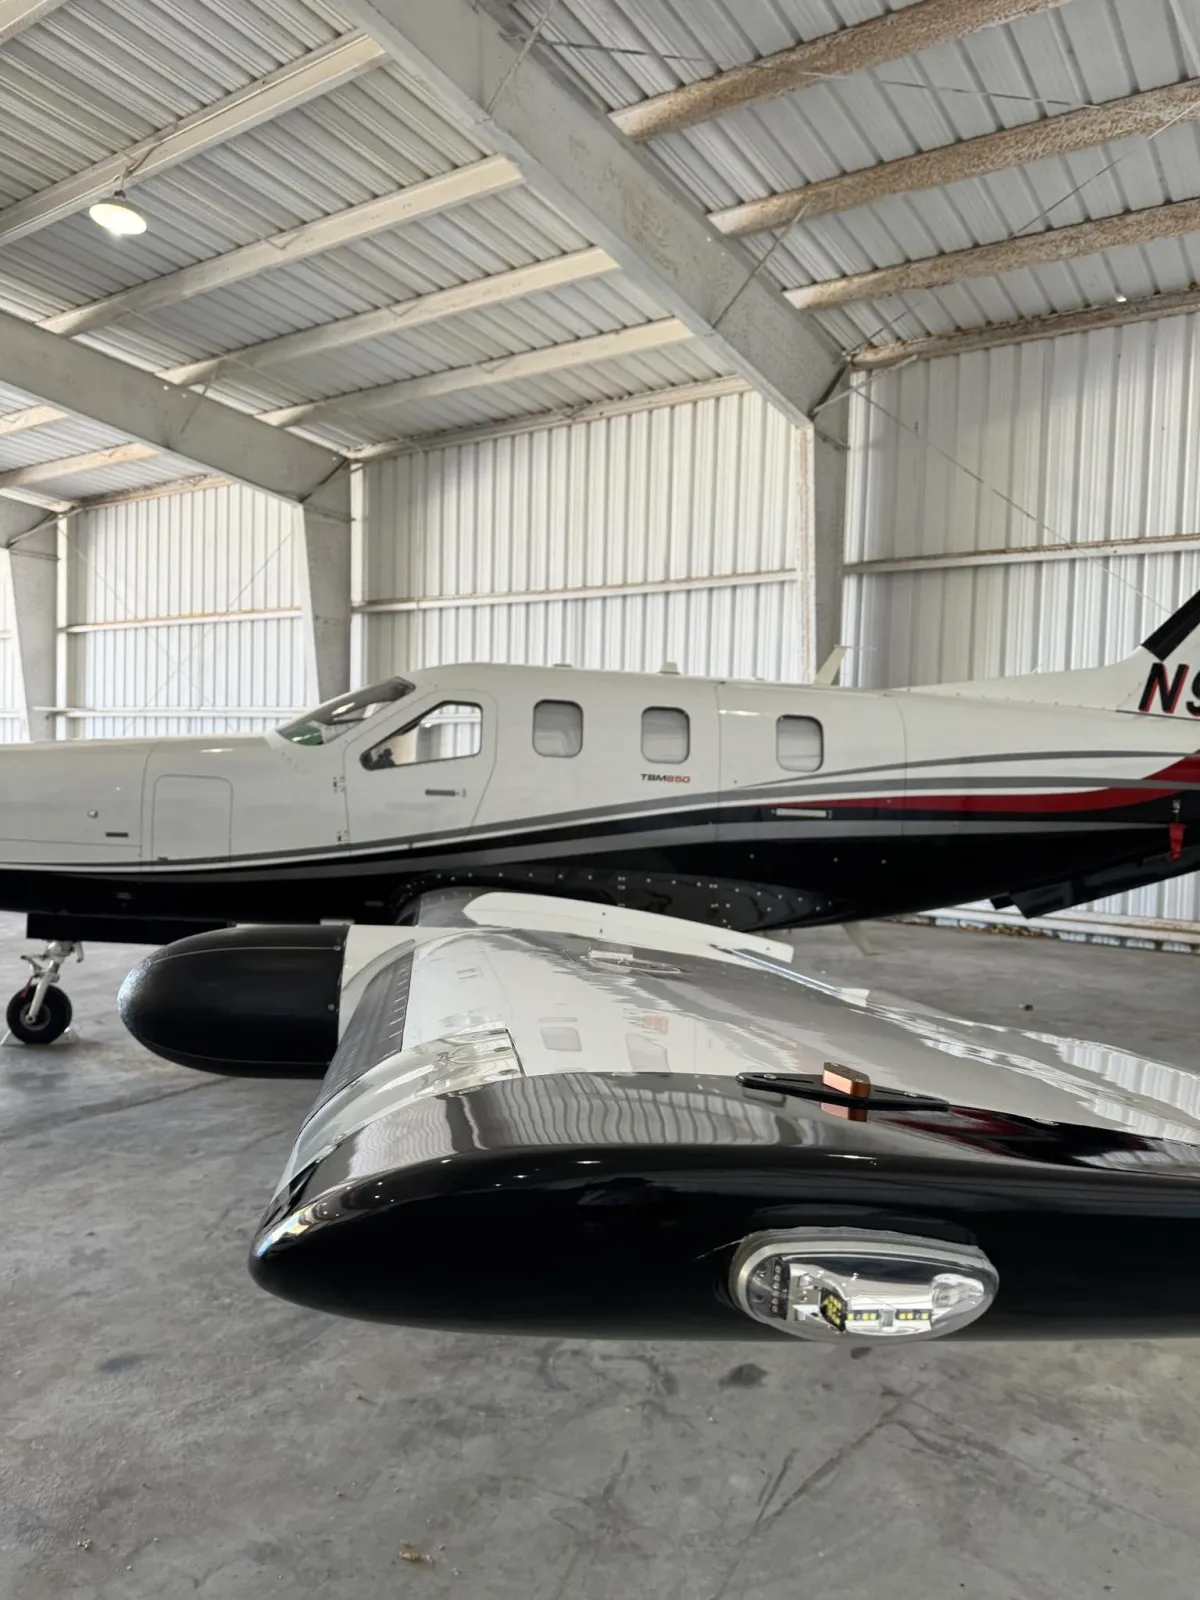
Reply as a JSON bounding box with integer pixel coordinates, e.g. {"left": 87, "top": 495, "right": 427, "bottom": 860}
{"left": 16, "top": 765, "right": 1182, "bottom": 877}
{"left": 780, "top": 774, "right": 1200, "bottom": 801}
{"left": 747, "top": 748, "right": 1196, "bottom": 793}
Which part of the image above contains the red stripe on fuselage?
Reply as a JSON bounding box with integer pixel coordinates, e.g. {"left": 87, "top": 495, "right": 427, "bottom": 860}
{"left": 777, "top": 752, "right": 1200, "bottom": 816}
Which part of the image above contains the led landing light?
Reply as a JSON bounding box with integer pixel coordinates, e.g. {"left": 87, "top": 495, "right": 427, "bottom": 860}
{"left": 731, "top": 1229, "right": 998, "bottom": 1342}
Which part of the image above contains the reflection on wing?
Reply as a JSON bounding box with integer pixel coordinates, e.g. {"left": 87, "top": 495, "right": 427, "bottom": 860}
{"left": 311, "top": 891, "right": 1200, "bottom": 1166}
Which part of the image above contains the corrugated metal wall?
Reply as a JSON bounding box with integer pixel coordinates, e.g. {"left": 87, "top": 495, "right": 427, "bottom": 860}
{"left": 64, "top": 484, "right": 308, "bottom": 738}
{"left": 844, "top": 315, "right": 1200, "bottom": 931}
{"left": 358, "top": 390, "right": 802, "bottom": 684}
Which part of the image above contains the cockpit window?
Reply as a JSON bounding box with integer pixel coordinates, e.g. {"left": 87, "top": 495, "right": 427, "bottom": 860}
{"left": 361, "top": 702, "right": 482, "bottom": 770}
{"left": 277, "top": 678, "right": 415, "bottom": 746}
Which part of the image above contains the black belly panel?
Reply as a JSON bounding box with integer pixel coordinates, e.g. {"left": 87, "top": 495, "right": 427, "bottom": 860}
{"left": 1, "top": 821, "right": 1178, "bottom": 937}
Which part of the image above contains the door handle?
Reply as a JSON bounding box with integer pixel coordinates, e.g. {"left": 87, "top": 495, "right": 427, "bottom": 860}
{"left": 425, "top": 788, "right": 465, "bottom": 797}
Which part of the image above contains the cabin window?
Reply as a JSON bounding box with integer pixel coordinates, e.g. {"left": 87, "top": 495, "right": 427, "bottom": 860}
{"left": 642, "top": 706, "right": 689, "bottom": 763}
{"left": 361, "top": 702, "right": 482, "bottom": 771}
{"left": 776, "top": 715, "right": 823, "bottom": 772}
{"left": 533, "top": 699, "right": 583, "bottom": 757}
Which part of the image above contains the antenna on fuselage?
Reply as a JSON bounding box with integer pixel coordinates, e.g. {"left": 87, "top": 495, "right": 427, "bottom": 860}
{"left": 812, "top": 645, "right": 847, "bottom": 686}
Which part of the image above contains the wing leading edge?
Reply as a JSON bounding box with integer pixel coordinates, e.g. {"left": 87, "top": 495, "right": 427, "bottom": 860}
{"left": 120, "top": 892, "right": 1200, "bottom": 1341}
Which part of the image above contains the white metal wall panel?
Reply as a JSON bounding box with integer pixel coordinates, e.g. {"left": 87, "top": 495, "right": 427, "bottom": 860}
{"left": 847, "top": 321, "right": 1200, "bottom": 574}
{"left": 844, "top": 554, "right": 1200, "bottom": 689}
{"left": 845, "top": 314, "right": 1200, "bottom": 931}
{"left": 65, "top": 484, "right": 307, "bottom": 738}
{"left": 364, "top": 583, "right": 799, "bottom": 684}
{"left": 360, "top": 389, "right": 801, "bottom": 683}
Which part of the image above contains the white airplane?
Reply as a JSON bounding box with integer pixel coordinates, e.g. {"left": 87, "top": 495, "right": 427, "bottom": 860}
{"left": 118, "top": 889, "right": 1200, "bottom": 1343}
{"left": 6, "top": 587, "right": 1200, "bottom": 1042}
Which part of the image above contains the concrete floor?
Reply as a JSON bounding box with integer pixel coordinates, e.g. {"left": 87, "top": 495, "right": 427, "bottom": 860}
{"left": 4, "top": 912, "right": 1200, "bottom": 1599}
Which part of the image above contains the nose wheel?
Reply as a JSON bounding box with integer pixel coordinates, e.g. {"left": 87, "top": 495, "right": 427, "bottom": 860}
{"left": 6, "top": 941, "right": 82, "bottom": 1045}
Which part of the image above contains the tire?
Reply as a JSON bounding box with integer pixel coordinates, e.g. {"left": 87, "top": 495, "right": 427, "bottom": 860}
{"left": 6, "top": 985, "right": 73, "bottom": 1045}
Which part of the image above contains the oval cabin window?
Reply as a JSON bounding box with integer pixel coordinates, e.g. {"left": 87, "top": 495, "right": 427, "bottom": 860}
{"left": 533, "top": 699, "right": 583, "bottom": 757}
{"left": 776, "top": 715, "right": 823, "bottom": 772}
{"left": 642, "top": 706, "right": 690, "bottom": 764}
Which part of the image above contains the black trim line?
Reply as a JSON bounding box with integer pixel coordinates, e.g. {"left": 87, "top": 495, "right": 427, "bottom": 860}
{"left": 1143, "top": 590, "right": 1200, "bottom": 661}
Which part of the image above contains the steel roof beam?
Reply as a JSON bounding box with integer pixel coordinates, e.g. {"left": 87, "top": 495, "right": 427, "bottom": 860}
{"left": 351, "top": 374, "right": 751, "bottom": 459}
{"left": 38, "top": 61, "right": 1200, "bottom": 378}
{"left": 333, "top": 0, "right": 838, "bottom": 425}
{"left": 0, "top": 442, "right": 157, "bottom": 490}
{"left": 0, "top": 0, "right": 67, "bottom": 47}
{"left": 0, "top": 403, "right": 65, "bottom": 436}
{"left": 0, "top": 307, "right": 342, "bottom": 501}
{"left": 0, "top": 32, "right": 386, "bottom": 247}
{"left": 713, "top": 78, "right": 1200, "bottom": 238}
{"left": 5, "top": 238, "right": 604, "bottom": 427}
{"left": 62, "top": 377, "right": 755, "bottom": 488}
{"left": 259, "top": 320, "right": 695, "bottom": 429}
{"left": 609, "top": 0, "right": 1065, "bottom": 142}
{"left": 161, "top": 246, "right": 616, "bottom": 388}
{"left": 0, "top": 485, "right": 70, "bottom": 512}
{"left": 852, "top": 287, "right": 1200, "bottom": 367}
{"left": 788, "top": 196, "right": 1200, "bottom": 311}
{"left": 40, "top": 157, "right": 521, "bottom": 338}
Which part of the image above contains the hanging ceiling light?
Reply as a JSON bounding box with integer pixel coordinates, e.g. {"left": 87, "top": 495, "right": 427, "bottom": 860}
{"left": 88, "top": 191, "right": 147, "bottom": 237}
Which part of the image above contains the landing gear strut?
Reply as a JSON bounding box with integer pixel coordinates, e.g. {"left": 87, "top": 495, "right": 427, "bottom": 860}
{"left": 6, "top": 940, "right": 82, "bottom": 1045}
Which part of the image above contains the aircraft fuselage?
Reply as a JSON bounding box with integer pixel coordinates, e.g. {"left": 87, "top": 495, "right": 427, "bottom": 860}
{"left": 2, "top": 661, "right": 1199, "bottom": 939}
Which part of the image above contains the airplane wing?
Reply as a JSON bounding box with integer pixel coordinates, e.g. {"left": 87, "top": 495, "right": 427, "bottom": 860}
{"left": 120, "top": 891, "right": 1200, "bottom": 1343}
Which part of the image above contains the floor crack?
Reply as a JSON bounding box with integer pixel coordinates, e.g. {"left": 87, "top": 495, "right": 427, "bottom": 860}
{"left": 0, "top": 1074, "right": 230, "bottom": 1146}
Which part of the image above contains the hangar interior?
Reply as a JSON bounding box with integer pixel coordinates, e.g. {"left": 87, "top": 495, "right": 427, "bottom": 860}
{"left": 7, "top": 0, "right": 1200, "bottom": 934}
{"left": 7, "top": 1, "right": 1200, "bottom": 1596}
{"left": 5, "top": 0, "right": 1200, "bottom": 940}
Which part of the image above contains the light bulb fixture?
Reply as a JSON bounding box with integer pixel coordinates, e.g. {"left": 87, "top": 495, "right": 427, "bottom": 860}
{"left": 88, "top": 191, "right": 147, "bottom": 237}
{"left": 1114, "top": 292, "right": 1128, "bottom": 304}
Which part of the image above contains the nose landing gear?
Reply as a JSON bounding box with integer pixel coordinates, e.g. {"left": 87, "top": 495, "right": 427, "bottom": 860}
{"left": 6, "top": 940, "right": 82, "bottom": 1045}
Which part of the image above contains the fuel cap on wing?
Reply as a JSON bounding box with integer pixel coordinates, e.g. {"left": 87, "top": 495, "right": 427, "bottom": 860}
{"left": 730, "top": 1229, "right": 998, "bottom": 1342}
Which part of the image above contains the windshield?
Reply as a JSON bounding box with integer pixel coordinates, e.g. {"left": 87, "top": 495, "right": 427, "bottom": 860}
{"left": 277, "top": 678, "right": 415, "bottom": 746}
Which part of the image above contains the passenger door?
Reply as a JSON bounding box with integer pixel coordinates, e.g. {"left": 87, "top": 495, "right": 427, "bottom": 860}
{"left": 151, "top": 775, "right": 233, "bottom": 861}
{"left": 341, "top": 691, "right": 497, "bottom": 849}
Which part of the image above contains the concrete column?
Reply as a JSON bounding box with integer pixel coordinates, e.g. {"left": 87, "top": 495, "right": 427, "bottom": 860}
{"left": 298, "top": 464, "right": 353, "bottom": 704}
{"left": 348, "top": 462, "right": 368, "bottom": 690}
{"left": 55, "top": 514, "right": 71, "bottom": 738}
{"left": 794, "top": 383, "right": 849, "bottom": 681}
{"left": 1, "top": 501, "right": 58, "bottom": 741}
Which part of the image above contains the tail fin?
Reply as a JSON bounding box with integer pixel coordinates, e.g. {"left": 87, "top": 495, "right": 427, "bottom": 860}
{"left": 1140, "top": 588, "right": 1200, "bottom": 666}
{"left": 913, "top": 586, "right": 1200, "bottom": 714}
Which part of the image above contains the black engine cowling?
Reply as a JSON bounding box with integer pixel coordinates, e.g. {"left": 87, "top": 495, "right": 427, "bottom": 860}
{"left": 118, "top": 924, "right": 346, "bottom": 1076}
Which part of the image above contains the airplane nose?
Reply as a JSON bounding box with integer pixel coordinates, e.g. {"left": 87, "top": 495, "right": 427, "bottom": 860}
{"left": 118, "top": 924, "right": 347, "bottom": 1076}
